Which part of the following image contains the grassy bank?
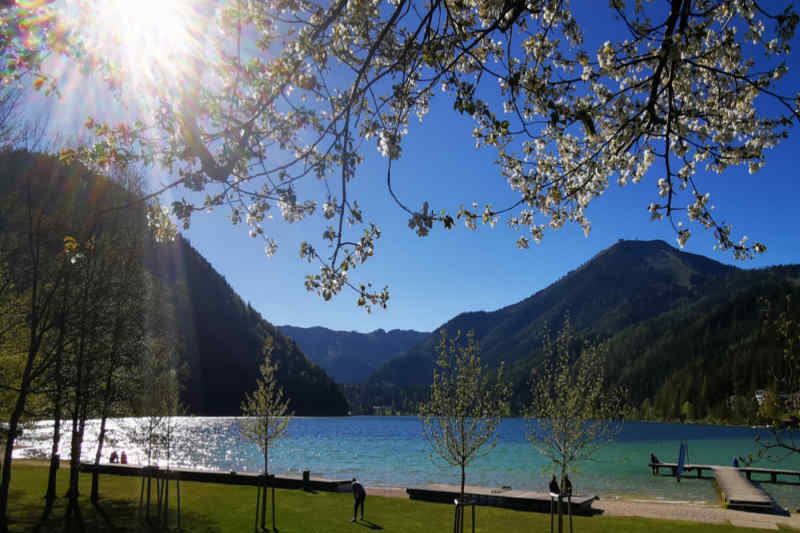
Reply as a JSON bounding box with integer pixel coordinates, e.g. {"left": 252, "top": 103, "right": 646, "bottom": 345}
{"left": 5, "top": 463, "right": 778, "bottom": 532}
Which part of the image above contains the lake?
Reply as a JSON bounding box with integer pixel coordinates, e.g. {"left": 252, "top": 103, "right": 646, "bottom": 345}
{"left": 14, "top": 416, "right": 800, "bottom": 509}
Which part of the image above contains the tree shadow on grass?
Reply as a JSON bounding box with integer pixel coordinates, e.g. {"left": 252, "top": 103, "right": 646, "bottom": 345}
{"left": 11, "top": 495, "right": 223, "bottom": 533}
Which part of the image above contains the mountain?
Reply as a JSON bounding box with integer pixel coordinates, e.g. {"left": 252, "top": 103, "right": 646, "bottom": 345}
{"left": 144, "top": 235, "right": 350, "bottom": 415}
{"left": 604, "top": 265, "right": 800, "bottom": 422}
{"left": 364, "top": 239, "right": 800, "bottom": 423}
{"left": 277, "top": 325, "right": 428, "bottom": 383}
{"left": 0, "top": 150, "right": 349, "bottom": 416}
{"left": 370, "top": 239, "right": 735, "bottom": 387}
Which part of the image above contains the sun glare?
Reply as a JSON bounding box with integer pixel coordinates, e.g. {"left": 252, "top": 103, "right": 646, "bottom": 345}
{"left": 87, "top": 0, "right": 206, "bottom": 100}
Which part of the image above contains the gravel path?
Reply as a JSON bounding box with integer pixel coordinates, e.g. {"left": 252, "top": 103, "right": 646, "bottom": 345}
{"left": 594, "top": 498, "right": 800, "bottom": 530}
{"left": 369, "top": 487, "right": 800, "bottom": 530}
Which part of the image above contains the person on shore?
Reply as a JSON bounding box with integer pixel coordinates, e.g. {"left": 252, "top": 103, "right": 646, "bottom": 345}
{"left": 120, "top": 451, "right": 128, "bottom": 464}
{"left": 650, "top": 452, "right": 660, "bottom": 474}
{"left": 732, "top": 456, "right": 739, "bottom": 468}
{"left": 549, "top": 475, "right": 560, "bottom": 496}
{"left": 563, "top": 475, "right": 572, "bottom": 498}
{"left": 109, "top": 451, "right": 118, "bottom": 463}
{"left": 351, "top": 478, "right": 366, "bottom": 522}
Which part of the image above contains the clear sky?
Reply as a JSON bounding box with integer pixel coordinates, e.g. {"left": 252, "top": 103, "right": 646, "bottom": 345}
{"left": 21, "top": 1, "right": 800, "bottom": 334}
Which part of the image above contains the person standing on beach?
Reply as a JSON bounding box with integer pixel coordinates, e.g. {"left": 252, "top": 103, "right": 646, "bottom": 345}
{"left": 549, "top": 475, "right": 560, "bottom": 495}
{"left": 351, "top": 478, "right": 366, "bottom": 522}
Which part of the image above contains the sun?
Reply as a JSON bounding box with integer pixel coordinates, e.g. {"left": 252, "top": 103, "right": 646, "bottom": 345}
{"left": 84, "top": 0, "right": 207, "bottom": 99}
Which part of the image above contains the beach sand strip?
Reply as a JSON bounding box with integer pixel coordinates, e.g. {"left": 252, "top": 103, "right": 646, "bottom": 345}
{"left": 368, "top": 487, "right": 800, "bottom": 530}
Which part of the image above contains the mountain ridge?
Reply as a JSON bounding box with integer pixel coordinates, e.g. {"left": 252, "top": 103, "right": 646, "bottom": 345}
{"left": 277, "top": 325, "right": 428, "bottom": 384}
{"left": 352, "top": 238, "right": 799, "bottom": 422}
{"left": 368, "top": 238, "right": 739, "bottom": 389}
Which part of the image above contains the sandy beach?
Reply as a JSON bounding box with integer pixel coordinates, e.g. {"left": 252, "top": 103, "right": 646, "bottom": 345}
{"left": 366, "top": 486, "right": 800, "bottom": 530}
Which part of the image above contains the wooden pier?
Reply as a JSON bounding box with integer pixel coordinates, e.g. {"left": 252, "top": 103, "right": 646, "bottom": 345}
{"left": 649, "top": 462, "right": 800, "bottom": 484}
{"left": 649, "top": 462, "right": 715, "bottom": 478}
{"left": 79, "top": 463, "right": 352, "bottom": 492}
{"left": 406, "top": 484, "right": 596, "bottom": 514}
{"left": 648, "top": 462, "right": 800, "bottom": 512}
{"left": 713, "top": 467, "right": 773, "bottom": 511}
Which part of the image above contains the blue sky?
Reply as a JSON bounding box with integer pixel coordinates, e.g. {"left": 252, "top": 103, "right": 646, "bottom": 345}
{"left": 22, "top": 1, "right": 800, "bottom": 333}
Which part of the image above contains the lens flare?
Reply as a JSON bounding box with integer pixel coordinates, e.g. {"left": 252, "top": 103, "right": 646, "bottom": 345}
{"left": 79, "top": 0, "right": 208, "bottom": 108}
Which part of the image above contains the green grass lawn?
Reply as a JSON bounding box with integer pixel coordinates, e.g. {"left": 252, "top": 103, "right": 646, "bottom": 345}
{"left": 4, "top": 463, "right": 788, "bottom": 532}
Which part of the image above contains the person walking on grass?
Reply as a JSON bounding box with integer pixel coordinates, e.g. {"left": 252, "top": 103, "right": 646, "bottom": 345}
{"left": 351, "top": 478, "right": 366, "bottom": 522}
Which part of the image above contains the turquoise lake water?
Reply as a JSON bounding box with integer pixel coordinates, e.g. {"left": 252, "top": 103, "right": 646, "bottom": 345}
{"left": 16, "top": 416, "right": 800, "bottom": 509}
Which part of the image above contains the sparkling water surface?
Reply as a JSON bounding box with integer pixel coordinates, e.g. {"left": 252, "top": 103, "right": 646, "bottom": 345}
{"left": 15, "top": 417, "right": 800, "bottom": 509}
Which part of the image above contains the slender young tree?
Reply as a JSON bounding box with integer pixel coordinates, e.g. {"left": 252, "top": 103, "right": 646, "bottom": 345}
{"left": 419, "top": 330, "right": 510, "bottom": 501}
{"left": 40, "top": 267, "right": 74, "bottom": 519}
{"left": 89, "top": 239, "right": 147, "bottom": 505}
{"left": 240, "top": 339, "right": 291, "bottom": 532}
{"left": 123, "top": 334, "right": 182, "bottom": 524}
{"left": 526, "top": 319, "right": 627, "bottom": 533}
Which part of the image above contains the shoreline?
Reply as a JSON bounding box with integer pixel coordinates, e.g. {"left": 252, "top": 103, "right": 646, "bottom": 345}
{"left": 10, "top": 459, "right": 800, "bottom": 528}
{"left": 365, "top": 486, "right": 800, "bottom": 529}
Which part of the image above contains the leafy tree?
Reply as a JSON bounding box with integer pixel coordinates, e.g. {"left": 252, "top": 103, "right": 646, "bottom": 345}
{"left": 54, "top": 169, "right": 152, "bottom": 522}
{"left": 526, "top": 319, "right": 626, "bottom": 533}
{"left": 240, "top": 339, "right": 292, "bottom": 532}
{"left": 0, "top": 164, "right": 75, "bottom": 533}
{"left": 39, "top": 254, "right": 74, "bottom": 518}
{"left": 419, "top": 330, "right": 510, "bottom": 501}
{"left": 88, "top": 212, "right": 149, "bottom": 506}
{"left": 12, "top": 0, "right": 791, "bottom": 308}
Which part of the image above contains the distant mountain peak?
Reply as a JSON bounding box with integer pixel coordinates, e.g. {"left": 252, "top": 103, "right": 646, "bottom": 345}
{"left": 367, "top": 238, "right": 741, "bottom": 388}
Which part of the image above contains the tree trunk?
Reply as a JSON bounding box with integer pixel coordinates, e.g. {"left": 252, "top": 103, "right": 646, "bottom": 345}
{"left": 0, "top": 350, "right": 38, "bottom": 533}
{"left": 90, "top": 413, "right": 108, "bottom": 504}
{"left": 44, "top": 310, "right": 66, "bottom": 515}
{"left": 91, "top": 366, "right": 115, "bottom": 506}
{"left": 460, "top": 464, "right": 466, "bottom": 501}
{"left": 1, "top": 305, "right": 46, "bottom": 532}
{"left": 44, "top": 359, "right": 64, "bottom": 512}
{"left": 0, "top": 411, "right": 22, "bottom": 533}
{"left": 65, "top": 409, "right": 82, "bottom": 518}
{"left": 66, "top": 393, "right": 90, "bottom": 526}
{"left": 261, "top": 445, "right": 268, "bottom": 530}
{"left": 43, "top": 415, "right": 62, "bottom": 515}
{"left": 66, "top": 278, "right": 97, "bottom": 524}
{"left": 558, "top": 468, "right": 566, "bottom": 533}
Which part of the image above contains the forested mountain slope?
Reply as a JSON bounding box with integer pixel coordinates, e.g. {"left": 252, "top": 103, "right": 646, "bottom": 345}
{"left": 369, "top": 239, "right": 736, "bottom": 387}
{"left": 144, "top": 235, "right": 349, "bottom": 415}
{"left": 364, "top": 240, "right": 799, "bottom": 422}
{"left": 278, "top": 325, "right": 428, "bottom": 383}
{"left": 0, "top": 150, "right": 348, "bottom": 416}
{"left": 605, "top": 267, "right": 800, "bottom": 422}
